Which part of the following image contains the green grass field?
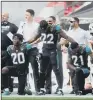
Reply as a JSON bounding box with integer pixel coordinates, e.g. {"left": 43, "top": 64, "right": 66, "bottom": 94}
{"left": 2, "top": 97, "right": 93, "bottom": 100}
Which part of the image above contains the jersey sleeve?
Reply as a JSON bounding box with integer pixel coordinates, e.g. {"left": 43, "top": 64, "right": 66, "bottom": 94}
{"left": 55, "top": 25, "right": 61, "bottom": 33}
{"left": 7, "top": 45, "right": 12, "bottom": 55}
{"left": 25, "top": 43, "right": 32, "bottom": 50}
{"left": 2, "top": 46, "right": 11, "bottom": 62}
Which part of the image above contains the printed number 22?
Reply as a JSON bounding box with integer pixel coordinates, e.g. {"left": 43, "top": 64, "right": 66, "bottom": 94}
{"left": 41, "top": 33, "right": 54, "bottom": 44}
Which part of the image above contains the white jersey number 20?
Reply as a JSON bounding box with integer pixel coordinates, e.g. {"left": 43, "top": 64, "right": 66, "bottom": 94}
{"left": 11, "top": 52, "right": 25, "bottom": 64}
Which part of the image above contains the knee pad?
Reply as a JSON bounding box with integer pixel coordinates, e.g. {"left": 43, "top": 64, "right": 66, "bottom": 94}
{"left": 2, "top": 67, "right": 9, "bottom": 74}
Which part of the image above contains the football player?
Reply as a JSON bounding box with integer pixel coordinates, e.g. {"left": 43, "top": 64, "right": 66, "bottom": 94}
{"left": 2, "top": 34, "right": 32, "bottom": 95}
{"left": 35, "top": 20, "right": 75, "bottom": 95}
{"left": 67, "top": 42, "right": 93, "bottom": 95}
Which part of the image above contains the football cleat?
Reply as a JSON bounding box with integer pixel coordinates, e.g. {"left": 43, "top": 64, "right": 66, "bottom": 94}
{"left": 75, "top": 91, "right": 82, "bottom": 95}
{"left": 2, "top": 89, "right": 11, "bottom": 95}
{"left": 37, "top": 88, "right": 46, "bottom": 95}
{"left": 24, "top": 88, "right": 32, "bottom": 95}
{"left": 70, "top": 90, "right": 75, "bottom": 94}
{"left": 55, "top": 89, "right": 64, "bottom": 95}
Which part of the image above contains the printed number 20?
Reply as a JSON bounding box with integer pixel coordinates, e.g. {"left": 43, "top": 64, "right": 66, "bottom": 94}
{"left": 11, "top": 52, "right": 25, "bottom": 64}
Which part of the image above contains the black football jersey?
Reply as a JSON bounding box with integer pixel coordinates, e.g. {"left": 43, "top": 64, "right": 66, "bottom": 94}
{"left": 39, "top": 25, "right": 61, "bottom": 49}
{"left": 68, "top": 47, "right": 90, "bottom": 68}
{"left": 6, "top": 43, "right": 32, "bottom": 72}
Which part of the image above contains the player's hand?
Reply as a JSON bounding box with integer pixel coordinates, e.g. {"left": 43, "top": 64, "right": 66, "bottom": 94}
{"left": 60, "top": 38, "right": 69, "bottom": 45}
{"left": 62, "top": 45, "right": 68, "bottom": 53}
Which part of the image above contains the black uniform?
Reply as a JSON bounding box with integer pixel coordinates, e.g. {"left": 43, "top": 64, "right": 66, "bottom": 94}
{"left": 1, "top": 21, "right": 18, "bottom": 91}
{"left": 39, "top": 25, "right": 62, "bottom": 89}
{"left": 68, "top": 46, "right": 91, "bottom": 92}
{"left": 1, "top": 21, "right": 18, "bottom": 51}
{"left": 45, "top": 30, "right": 63, "bottom": 93}
{"left": 2, "top": 43, "right": 32, "bottom": 94}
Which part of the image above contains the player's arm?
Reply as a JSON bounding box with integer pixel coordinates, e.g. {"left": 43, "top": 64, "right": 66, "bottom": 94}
{"left": 60, "top": 29, "right": 76, "bottom": 43}
{"left": 1, "top": 52, "right": 8, "bottom": 62}
{"left": 25, "top": 40, "right": 40, "bottom": 50}
{"left": 27, "top": 35, "right": 39, "bottom": 43}
{"left": 55, "top": 25, "right": 71, "bottom": 45}
{"left": 31, "top": 37, "right": 41, "bottom": 45}
{"left": 1, "top": 47, "right": 11, "bottom": 62}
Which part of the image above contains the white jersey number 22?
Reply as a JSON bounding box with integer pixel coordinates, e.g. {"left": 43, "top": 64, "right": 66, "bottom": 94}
{"left": 41, "top": 33, "right": 54, "bottom": 44}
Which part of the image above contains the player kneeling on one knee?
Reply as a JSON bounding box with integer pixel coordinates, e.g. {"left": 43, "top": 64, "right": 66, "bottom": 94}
{"left": 67, "top": 42, "right": 93, "bottom": 95}
{"left": 2, "top": 34, "right": 33, "bottom": 95}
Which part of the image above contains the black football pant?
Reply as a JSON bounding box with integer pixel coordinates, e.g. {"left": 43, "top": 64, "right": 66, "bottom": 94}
{"left": 1, "top": 50, "right": 13, "bottom": 91}
{"left": 45, "top": 45, "right": 63, "bottom": 92}
{"left": 40, "top": 49, "right": 62, "bottom": 90}
{"left": 28, "top": 48, "right": 40, "bottom": 92}
{"left": 71, "top": 68, "right": 90, "bottom": 92}
{"left": 2, "top": 66, "right": 27, "bottom": 94}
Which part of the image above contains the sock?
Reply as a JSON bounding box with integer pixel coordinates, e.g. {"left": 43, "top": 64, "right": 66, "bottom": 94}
{"left": 5, "top": 88, "right": 9, "bottom": 91}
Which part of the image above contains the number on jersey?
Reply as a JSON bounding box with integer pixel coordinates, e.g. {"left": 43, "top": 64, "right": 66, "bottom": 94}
{"left": 41, "top": 33, "right": 54, "bottom": 44}
{"left": 11, "top": 52, "right": 25, "bottom": 64}
{"left": 72, "top": 55, "right": 84, "bottom": 66}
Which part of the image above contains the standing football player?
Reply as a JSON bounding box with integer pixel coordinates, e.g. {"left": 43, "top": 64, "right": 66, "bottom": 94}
{"left": 45, "top": 16, "right": 63, "bottom": 94}
{"left": 34, "top": 20, "right": 76, "bottom": 95}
